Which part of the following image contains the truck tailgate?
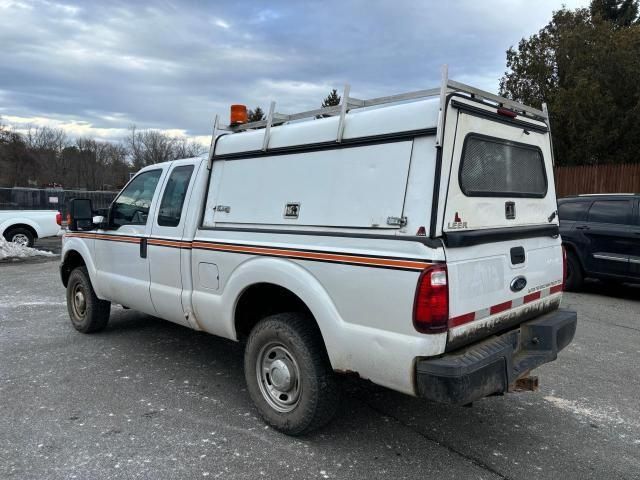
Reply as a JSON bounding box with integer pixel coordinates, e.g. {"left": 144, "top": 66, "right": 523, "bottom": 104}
{"left": 440, "top": 96, "right": 563, "bottom": 349}
{"left": 445, "top": 236, "right": 563, "bottom": 350}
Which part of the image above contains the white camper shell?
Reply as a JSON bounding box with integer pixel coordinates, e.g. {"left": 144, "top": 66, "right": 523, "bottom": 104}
{"left": 61, "top": 68, "right": 576, "bottom": 435}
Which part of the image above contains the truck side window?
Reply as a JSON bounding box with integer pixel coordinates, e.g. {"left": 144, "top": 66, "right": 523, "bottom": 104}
{"left": 157, "top": 165, "right": 194, "bottom": 227}
{"left": 111, "top": 169, "right": 162, "bottom": 227}
{"left": 558, "top": 201, "right": 590, "bottom": 221}
{"left": 587, "top": 200, "right": 632, "bottom": 225}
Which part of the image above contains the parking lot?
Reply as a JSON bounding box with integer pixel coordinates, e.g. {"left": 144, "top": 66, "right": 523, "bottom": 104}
{"left": 1, "top": 251, "right": 639, "bottom": 479}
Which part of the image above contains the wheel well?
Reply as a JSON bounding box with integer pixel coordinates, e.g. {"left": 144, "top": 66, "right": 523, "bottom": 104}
{"left": 61, "top": 250, "right": 86, "bottom": 287}
{"left": 4, "top": 223, "right": 37, "bottom": 239}
{"left": 234, "top": 283, "right": 314, "bottom": 340}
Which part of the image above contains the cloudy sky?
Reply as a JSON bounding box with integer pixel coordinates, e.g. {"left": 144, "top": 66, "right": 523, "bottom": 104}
{"left": 0, "top": 0, "right": 589, "bottom": 144}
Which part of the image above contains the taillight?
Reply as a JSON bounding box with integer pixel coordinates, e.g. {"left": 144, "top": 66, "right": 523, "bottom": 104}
{"left": 497, "top": 107, "right": 517, "bottom": 118}
{"left": 562, "top": 246, "right": 567, "bottom": 291}
{"left": 413, "top": 265, "right": 449, "bottom": 334}
{"left": 56, "top": 212, "right": 62, "bottom": 226}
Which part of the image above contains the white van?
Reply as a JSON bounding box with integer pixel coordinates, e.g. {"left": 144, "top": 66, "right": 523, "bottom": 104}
{"left": 61, "top": 69, "right": 576, "bottom": 435}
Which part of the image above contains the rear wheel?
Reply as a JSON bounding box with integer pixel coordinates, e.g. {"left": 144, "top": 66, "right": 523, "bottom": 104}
{"left": 66, "top": 267, "right": 111, "bottom": 333}
{"left": 244, "top": 313, "right": 339, "bottom": 435}
{"left": 564, "top": 250, "right": 584, "bottom": 291}
{"left": 4, "top": 227, "right": 35, "bottom": 248}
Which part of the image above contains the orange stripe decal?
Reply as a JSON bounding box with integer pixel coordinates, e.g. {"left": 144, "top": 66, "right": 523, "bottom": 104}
{"left": 65, "top": 233, "right": 432, "bottom": 271}
{"left": 191, "top": 241, "right": 430, "bottom": 270}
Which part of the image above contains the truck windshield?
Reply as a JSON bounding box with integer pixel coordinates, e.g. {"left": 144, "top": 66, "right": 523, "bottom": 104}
{"left": 459, "top": 134, "right": 547, "bottom": 198}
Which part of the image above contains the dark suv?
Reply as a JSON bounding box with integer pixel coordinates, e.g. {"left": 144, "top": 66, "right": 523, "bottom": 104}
{"left": 558, "top": 194, "right": 640, "bottom": 290}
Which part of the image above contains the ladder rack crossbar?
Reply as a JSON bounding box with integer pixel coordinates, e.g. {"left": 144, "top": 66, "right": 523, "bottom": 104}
{"left": 220, "top": 70, "right": 547, "bottom": 134}
{"left": 446, "top": 79, "right": 545, "bottom": 118}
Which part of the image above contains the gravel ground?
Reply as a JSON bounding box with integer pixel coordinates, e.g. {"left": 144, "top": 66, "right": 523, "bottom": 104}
{"left": 1, "top": 256, "right": 639, "bottom": 480}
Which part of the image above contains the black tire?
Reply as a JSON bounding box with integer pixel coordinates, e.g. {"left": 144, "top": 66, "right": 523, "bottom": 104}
{"left": 66, "top": 267, "right": 111, "bottom": 333}
{"left": 565, "top": 250, "right": 584, "bottom": 292}
{"left": 4, "top": 227, "right": 35, "bottom": 248}
{"left": 244, "top": 313, "right": 339, "bottom": 435}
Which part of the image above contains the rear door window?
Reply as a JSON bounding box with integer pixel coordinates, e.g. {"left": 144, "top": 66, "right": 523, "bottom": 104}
{"left": 558, "top": 201, "right": 590, "bottom": 221}
{"left": 587, "top": 200, "right": 633, "bottom": 225}
{"left": 459, "top": 134, "right": 547, "bottom": 198}
{"left": 157, "top": 165, "right": 194, "bottom": 227}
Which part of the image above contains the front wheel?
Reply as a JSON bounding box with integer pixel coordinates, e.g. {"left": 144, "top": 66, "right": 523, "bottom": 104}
{"left": 66, "top": 267, "right": 111, "bottom": 333}
{"left": 244, "top": 313, "right": 339, "bottom": 435}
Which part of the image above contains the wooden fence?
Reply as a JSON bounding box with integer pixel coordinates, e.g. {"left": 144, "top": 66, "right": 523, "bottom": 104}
{"left": 554, "top": 163, "right": 640, "bottom": 198}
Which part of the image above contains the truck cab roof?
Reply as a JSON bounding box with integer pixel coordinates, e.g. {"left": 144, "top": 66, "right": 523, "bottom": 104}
{"left": 137, "top": 156, "right": 206, "bottom": 172}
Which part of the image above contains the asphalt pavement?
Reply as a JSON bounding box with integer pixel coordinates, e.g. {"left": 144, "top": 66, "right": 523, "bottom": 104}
{"left": 1, "top": 255, "right": 639, "bottom": 479}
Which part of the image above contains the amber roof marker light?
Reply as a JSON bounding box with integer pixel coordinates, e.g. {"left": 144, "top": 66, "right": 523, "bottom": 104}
{"left": 230, "top": 104, "right": 248, "bottom": 126}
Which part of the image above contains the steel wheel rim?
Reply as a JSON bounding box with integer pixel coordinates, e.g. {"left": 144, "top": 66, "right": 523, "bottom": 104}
{"left": 71, "top": 283, "right": 87, "bottom": 319}
{"left": 256, "top": 342, "right": 302, "bottom": 413}
{"left": 11, "top": 233, "right": 29, "bottom": 246}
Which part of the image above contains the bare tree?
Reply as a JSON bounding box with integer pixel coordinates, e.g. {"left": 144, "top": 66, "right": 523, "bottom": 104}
{"left": 23, "top": 126, "right": 69, "bottom": 185}
{"left": 125, "top": 125, "right": 205, "bottom": 168}
{"left": 172, "top": 136, "right": 206, "bottom": 159}
{"left": 0, "top": 123, "right": 39, "bottom": 187}
{"left": 24, "top": 126, "right": 67, "bottom": 151}
{"left": 1, "top": 120, "right": 204, "bottom": 189}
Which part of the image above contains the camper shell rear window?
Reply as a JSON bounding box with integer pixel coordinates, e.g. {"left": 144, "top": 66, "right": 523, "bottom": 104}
{"left": 459, "top": 134, "right": 547, "bottom": 198}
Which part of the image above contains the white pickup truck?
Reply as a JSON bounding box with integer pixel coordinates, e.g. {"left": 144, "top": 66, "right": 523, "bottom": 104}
{"left": 60, "top": 72, "right": 577, "bottom": 435}
{"left": 1, "top": 210, "right": 61, "bottom": 247}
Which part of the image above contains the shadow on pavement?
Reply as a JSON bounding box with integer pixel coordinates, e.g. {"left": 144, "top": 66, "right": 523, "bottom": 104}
{"left": 578, "top": 279, "right": 640, "bottom": 301}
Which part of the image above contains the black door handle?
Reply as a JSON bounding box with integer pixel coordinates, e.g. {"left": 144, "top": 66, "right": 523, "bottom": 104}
{"left": 575, "top": 225, "right": 590, "bottom": 230}
{"left": 140, "top": 238, "right": 147, "bottom": 258}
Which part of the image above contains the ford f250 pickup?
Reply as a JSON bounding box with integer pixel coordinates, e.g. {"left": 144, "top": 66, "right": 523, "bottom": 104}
{"left": 60, "top": 70, "right": 577, "bottom": 435}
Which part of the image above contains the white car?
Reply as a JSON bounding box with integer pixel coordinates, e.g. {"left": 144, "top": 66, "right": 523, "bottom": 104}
{"left": 0, "top": 210, "right": 61, "bottom": 247}
{"left": 60, "top": 70, "right": 577, "bottom": 435}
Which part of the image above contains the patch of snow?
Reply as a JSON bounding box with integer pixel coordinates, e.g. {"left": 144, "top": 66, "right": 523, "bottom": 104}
{"left": 544, "top": 395, "right": 640, "bottom": 429}
{"left": 0, "top": 238, "right": 55, "bottom": 260}
{"left": 2, "top": 301, "right": 65, "bottom": 307}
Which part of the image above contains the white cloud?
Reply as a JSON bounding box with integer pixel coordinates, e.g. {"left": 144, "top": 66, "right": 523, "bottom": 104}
{"left": 213, "top": 17, "right": 230, "bottom": 29}
{"left": 253, "top": 9, "right": 280, "bottom": 23}
{"left": 0, "top": 0, "right": 33, "bottom": 10}
{"left": 1, "top": 114, "right": 211, "bottom": 147}
{"left": 0, "top": 0, "right": 594, "bottom": 142}
{"left": 2, "top": 114, "right": 129, "bottom": 142}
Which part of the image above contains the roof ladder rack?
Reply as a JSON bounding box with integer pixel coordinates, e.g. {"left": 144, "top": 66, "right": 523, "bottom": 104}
{"left": 336, "top": 83, "right": 351, "bottom": 143}
{"left": 207, "top": 114, "right": 220, "bottom": 169}
{"left": 214, "top": 65, "right": 551, "bottom": 153}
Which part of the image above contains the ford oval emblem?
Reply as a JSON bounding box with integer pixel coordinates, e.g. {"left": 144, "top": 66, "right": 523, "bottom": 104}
{"left": 510, "top": 276, "right": 527, "bottom": 292}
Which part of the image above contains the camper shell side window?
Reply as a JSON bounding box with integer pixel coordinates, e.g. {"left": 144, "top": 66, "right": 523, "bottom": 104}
{"left": 458, "top": 133, "right": 548, "bottom": 198}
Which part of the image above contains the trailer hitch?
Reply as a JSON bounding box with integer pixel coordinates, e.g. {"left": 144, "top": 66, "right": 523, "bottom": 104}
{"left": 510, "top": 375, "right": 539, "bottom": 393}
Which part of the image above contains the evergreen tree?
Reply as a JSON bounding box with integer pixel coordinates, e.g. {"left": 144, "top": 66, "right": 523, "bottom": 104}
{"left": 321, "top": 89, "right": 341, "bottom": 108}
{"left": 590, "top": 0, "right": 639, "bottom": 26}
{"left": 247, "top": 107, "right": 265, "bottom": 122}
{"left": 316, "top": 89, "right": 342, "bottom": 119}
{"left": 499, "top": 1, "right": 640, "bottom": 166}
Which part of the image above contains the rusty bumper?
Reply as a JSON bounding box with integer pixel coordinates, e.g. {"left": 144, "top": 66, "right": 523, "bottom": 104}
{"left": 415, "top": 309, "right": 577, "bottom": 405}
